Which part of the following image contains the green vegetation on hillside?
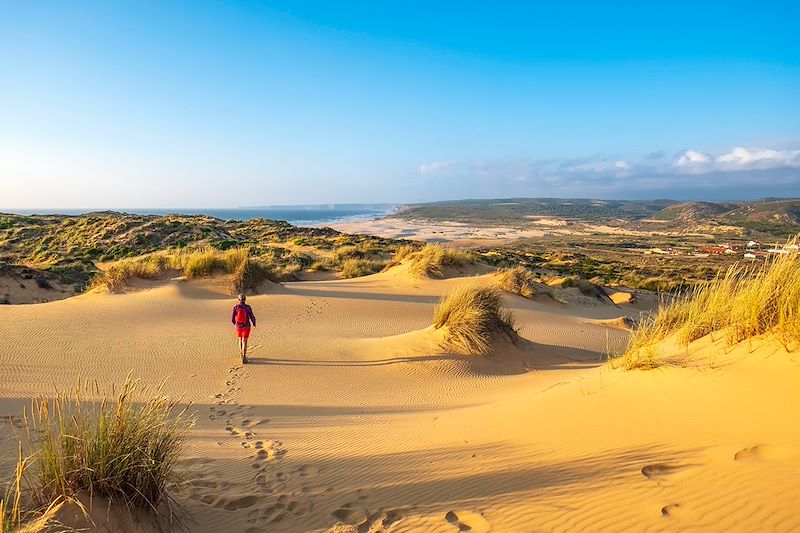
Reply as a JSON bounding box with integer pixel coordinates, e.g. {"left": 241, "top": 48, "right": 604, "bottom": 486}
{"left": 399, "top": 198, "right": 674, "bottom": 226}
{"left": 398, "top": 197, "right": 800, "bottom": 238}
{"left": 0, "top": 212, "right": 407, "bottom": 297}
{"left": 476, "top": 241, "right": 726, "bottom": 293}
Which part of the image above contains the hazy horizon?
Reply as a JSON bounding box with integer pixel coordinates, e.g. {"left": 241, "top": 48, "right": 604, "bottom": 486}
{"left": 4, "top": 195, "right": 800, "bottom": 216}
{"left": 2, "top": 2, "right": 798, "bottom": 208}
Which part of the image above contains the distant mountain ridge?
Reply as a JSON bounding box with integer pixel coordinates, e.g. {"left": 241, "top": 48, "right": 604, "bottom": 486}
{"left": 398, "top": 197, "right": 800, "bottom": 236}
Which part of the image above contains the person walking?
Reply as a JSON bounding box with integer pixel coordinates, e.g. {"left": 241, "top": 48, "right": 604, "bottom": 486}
{"left": 231, "top": 293, "right": 256, "bottom": 364}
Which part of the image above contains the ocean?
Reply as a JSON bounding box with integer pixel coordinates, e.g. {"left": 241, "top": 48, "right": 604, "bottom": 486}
{"left": 5, "top": 204, "right": 397, "bottom": 227}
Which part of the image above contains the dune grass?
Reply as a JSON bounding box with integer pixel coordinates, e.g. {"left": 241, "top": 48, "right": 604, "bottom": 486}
{"left": 407, "top": 244, "right": 475, "bottom": 278}
{"left": 92, "top": 247, "right": 271, "bottom": 293}
{"left": 433, "top": 283, "right": 517, "bottom": 355}
{"left": 331, "top": 245, "right": 368, "bottom": 264}
{"left": 495, "top": 266, "right": 537, "bottom": 298}
{"left": 90, "top": 253, "right": 181, "bottom": 292}
{"left": 182, "top": 250, "right": 224, "bottom": 279}
{"left": 620, "top": 240, "right": 800, "bottom": 369}
{"left": 230, "top": 252, "right": 274, "bottom": 293}
{"left": 392, "top": 244, "right": 417, "bottom": 262}
{"left": 340, "top": 259, "right": 385, "bottom": 278}
{"left": 23, "top": 376, "right": 193, "bottom": 513}
{"left": 1, "top": 447, "right": 64, "bottom": 533}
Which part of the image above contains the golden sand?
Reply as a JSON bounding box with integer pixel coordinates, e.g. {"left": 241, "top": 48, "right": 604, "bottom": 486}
{"left": 1, "top": 266, "right": 798, "bottom": 532}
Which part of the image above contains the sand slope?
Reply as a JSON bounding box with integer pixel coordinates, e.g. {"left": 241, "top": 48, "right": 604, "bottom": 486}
{"left": 1, "top": 270, "right": 798, "bottom": 532}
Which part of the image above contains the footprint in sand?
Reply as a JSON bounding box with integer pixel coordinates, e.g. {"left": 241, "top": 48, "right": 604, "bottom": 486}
{"left": 641, "top": 463, "right": 686, "bottom": 481}
{"left": 445, "top": 510, "right": 491, "bottom": 533}
{"left": 661, "top": 503, "right": 680, "bottom": 517}
{"left": 331, "top": 503, "right": 409, "bottom": 532}
{"left": 250, "top": 440, "right": 287, "bottom": 471}
{"left": 214, "top": 494, "right": 259, "bottom": 511}
{"left": 734, "top": 444, "right": 774, "bottom": 461}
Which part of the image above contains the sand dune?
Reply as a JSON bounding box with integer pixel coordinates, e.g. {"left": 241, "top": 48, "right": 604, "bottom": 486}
{"left": 1, "top": 269, "right": 799, "bottom": 532}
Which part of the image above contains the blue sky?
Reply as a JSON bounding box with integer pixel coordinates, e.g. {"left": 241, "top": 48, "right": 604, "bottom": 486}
{"left": 1, "top": 1, "right": 799, "bottom": 207}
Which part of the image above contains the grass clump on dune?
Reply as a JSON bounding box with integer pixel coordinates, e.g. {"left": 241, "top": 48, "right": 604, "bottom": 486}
{"left": 433, "top": 283, "right": 517, "bottom": 355}
{"left": 495, "top": 266, "right": 537, "bottom": 298}
{"left": 230, "top": 256, "right": 274, "bottom": 293}
{"left": 24, "top": 376, "right": 193, "bottom": 513}
{"left": 408, "top": 244, "right": 475, "bottom": 279}
{"left": 621, "top": 239, "right": 800, "bottom": 369}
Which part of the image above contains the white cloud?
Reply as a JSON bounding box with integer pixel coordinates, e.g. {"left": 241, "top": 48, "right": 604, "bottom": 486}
{"left": 407, "top": 144, "right": 800, "bottom": 200}
{"left": 674, "top": 146, "right": 800, "bottom": 173}
{"left": 674, "top": 149, "right": 712, "bottom": 168}
{"left": 419, "top": 160, "right": 457, "bottom": 174}
{"left": 564, "top": 159, "right": 630, "bottom": 173}
{"left": 716, "top": 146, "right": 800, "bottom": 170}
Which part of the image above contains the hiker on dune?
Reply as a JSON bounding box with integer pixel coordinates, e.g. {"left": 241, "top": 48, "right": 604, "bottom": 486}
{"left": 231, "top": 293, "right": 256, "bottom": 364}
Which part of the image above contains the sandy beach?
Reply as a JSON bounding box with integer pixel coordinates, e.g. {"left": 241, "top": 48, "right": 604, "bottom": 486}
{"left": 323, "top": 217, "right": 562, "bottom": 247}
{"left": 1, "top": 263, "right": 798, "bottom": 532}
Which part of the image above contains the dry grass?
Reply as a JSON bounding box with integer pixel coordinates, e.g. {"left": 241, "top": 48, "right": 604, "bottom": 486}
{"left": 92, "top": 247, "right": 261, "bottom": 292}
{"left": 408, "top": 244, "right": 475, "bottom": 278}
{"left": 621, "top": 238, "right": 800, "bottom": 369}
{"left": 495, "top": 266, "right": 537, "bottom": 298}
{"left": 90, "top": 253, "right": 181, "bottom": 292}
{"left": 433, "top": 283, "right": 517, "bottom": 355}
{"left": 230, "top": 257, "right": 274, "bottom": 293}
{"left": 340, "top": 259, "right": 385, "bottom": 279}
{"left": 182, "top": 250, "right": 223, "bottom": 278}
{"left": 1, "top": 447, "right": 64, "bottom": 533}
{"left": 23, "top": 376, "right": 193, "bottom": 514}
{"left": 392, "top": 244, "right": 417, "bottom": 262}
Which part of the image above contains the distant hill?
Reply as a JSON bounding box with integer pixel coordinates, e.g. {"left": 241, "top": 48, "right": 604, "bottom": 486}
{"left": 652, "top": 202, "right": 741, "bottom": 222}
{"left": 398, "top": 198, "right": 676, "bottom": 224}
{"left": 398, "top": 197, "right": 800, "bottom": 237}
{"left": 719, "top": 199, "right": 800, "bottom": 225}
